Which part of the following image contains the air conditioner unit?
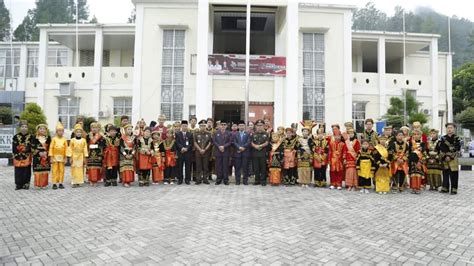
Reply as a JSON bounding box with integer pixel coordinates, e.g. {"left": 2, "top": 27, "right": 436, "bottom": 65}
{"left": 59, "top": 82, "right": 75, "bottom": 96}
{"left": 99, "top": 110, "right": 110, "bottom": 118}
{"left": 422, "top": 109, "right": 431, "bottom": 115}
{"left": 5, "top": 78, "right": 17, "bottom": 91}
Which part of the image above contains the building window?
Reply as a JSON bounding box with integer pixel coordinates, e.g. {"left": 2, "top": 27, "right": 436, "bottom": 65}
{"left": 213, "top": 9, "right": 276, "bottom": 55}
{"left": 0, "top": 48, "right": 20, "bottom": 78}
{"left": 352, "top": 102, "right": 366, "bottom": 133}
{"left": 80, "top": 50, "right": 95, "bottom": 66}
{"left": 113, "top": 97, "right": 132, "bottom": 120}
{"left": 161, "top": 29, "right": 185, "bottom": 121}
{"left": 27, "top": 48, "right": 39, "bottom": 77}
{"left": 302, "top": 33, "right": 325, "bottom": 122}
{"left": 58, "top": 97, "right": 80, "bottom": 129}
{"left": 48, "top": 49, "right": 68, "bottom": 67}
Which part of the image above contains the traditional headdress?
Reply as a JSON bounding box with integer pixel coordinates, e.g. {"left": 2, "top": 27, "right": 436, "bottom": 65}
{"left": 56, "top": 121, "right": 64, "bottom": 131}
{"left": 73, "top": 123, "right": 83, "bottom": 132}
{"left": 35, "top": 123, "right": 47, "bottom": 131}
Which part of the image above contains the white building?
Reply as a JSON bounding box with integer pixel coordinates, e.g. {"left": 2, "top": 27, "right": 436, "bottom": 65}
{"left": 0, "top": 0, "right": 452, "bottom": 133}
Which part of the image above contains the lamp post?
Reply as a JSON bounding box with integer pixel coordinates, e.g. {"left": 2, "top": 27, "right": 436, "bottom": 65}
{"left": 402, "top": 88, "right": 407, "bottom": 126}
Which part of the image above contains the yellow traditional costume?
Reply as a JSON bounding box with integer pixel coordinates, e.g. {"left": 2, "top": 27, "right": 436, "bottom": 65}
{"left": 49, "top": 122, "right": 68, "bottom": 185}
{"left": 67, "top": 124, "right": 89, "bottom": 185}
{"left": 374, "top": 142, "right": 391, "bottom": 193}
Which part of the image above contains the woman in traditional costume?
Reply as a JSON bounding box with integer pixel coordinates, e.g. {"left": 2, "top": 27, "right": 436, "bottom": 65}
{"left": 282, "top": 128, "right": 298, "bottom": 186}
{"left": 86, "top": 122, "right": 106, "bottom": 185}
{"left": 31, "top": 124, "right": 51, "bottom": 189}
{"left": 120, "top": 124, "right": 136, "bottom": 187}
{"left": 163, "top": 129, "right": 178, "bottom": 185}
{"left": 268, "top": 132, "right": 283, "bottom": 185}
{"left": 312, "top": 125, "right": 328, "bottom": 188}
{"left": 296, "top": 121, "right": 314, "bottom": 188}
{"left": 151, "top": 130, "right": 165, "bottom": 184}
{"left": 426, "top": 129, "right": 442, "bottom": 191}
{"left": 373, "top": 136, "right": 391, "bottom": 194}
{"left": 408, "top": 129, "right": 428, "bottom": 194}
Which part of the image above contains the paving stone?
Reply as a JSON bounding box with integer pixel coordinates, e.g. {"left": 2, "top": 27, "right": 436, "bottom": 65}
{"left": 0, "top": 167, "right": 473, "bottom": 264}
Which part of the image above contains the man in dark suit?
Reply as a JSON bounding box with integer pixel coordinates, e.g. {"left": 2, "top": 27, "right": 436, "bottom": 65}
{"left": 232, "top": 120, "right": 251, "bottom": 185}
{"left": 175, "top": 120, "right": 193, "bottom": 185}
{"left": 213, "top": 121, "right": 232, "bottom": 185}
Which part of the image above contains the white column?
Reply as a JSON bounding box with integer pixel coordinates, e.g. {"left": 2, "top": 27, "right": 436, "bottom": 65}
{"left": 37, "top": 29, "right": 48, "bottom": 109}
{"left": 356, "top": 55, "right": 363, "bottom": 72}
{"left": 446, "top": 53, "right": 453, "bottom": 123}
{"left": 343, "top": 10, "right": 352, "bottom": 122}
{"left": 377, "top": 37, "right": 386, "bottom": 117}
{"left": 285, "top": 0, "right": 299, "bottom": 126}
{"left": 430, "top": 38, "right": 439, "bottom": 130}
{"left": 132, "top": 4, "right": 145, "bottom": 123}
{"left": 93, "top": 28, "right": 103, "bottom": 120}
{"left": 196, "top": 0, "right": 210, "bottom": 120}
{"left": 274, "top": 77, "right": 284, "bottom": 127}
{"left": 18, "top": 45, "right": 28, "bottom": 91}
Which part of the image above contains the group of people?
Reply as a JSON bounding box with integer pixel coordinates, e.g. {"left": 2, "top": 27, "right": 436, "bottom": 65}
{"left": 12, "top": 114, "right": 462, "bottom": 195}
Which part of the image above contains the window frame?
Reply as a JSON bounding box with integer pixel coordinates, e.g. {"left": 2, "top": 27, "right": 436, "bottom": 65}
{"left": 58, "top": 97, "right": 80, "bottom": 130}
{"left": 160, "top": 29, "right": 185, "bottom": 121}
{"left": 302, "top": 33, "right": 325, "bottom": 122}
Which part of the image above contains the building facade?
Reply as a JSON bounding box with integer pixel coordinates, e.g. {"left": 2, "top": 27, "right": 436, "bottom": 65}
{"left": 0, "top": 0, "right": 452, "bottom": 133}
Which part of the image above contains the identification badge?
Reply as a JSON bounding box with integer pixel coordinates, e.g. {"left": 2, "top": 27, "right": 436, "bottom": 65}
{"left": 185, "top": 141, "right": 189, "bottom": 146}
{"left": 89, "top": 144, "right": 98, "bottom": 149}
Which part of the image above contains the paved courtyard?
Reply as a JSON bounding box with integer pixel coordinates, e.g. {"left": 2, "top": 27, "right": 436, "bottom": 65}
{"left": 0, "top": 167, "right": 473, "bottom": 265}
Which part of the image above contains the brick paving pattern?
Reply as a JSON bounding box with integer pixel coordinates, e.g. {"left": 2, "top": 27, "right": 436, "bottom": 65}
{"left": 0, "top": 167, "right": 473, "bottom": 265}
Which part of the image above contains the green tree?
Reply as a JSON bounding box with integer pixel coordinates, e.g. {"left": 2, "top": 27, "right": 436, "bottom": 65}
{"left": 456, "top": 107, "right": 474, "bottom": 132}
{"left": 0, "top": 0, "right": 10, "bottom": 41}
{"left": 0, "top": 106, "right": 12, "bottom": 125}
{"left": 382, "top": 93, "right": 428, "bottom": 128}
{"left": 89, "top": 15, "right": 98, "bottom": 23}
{"left": 81, "top": 116, "right": 96, "bottom": 133}
{"left": 19, "top": 103, "right": 47, "bottom": 134}
{"left": 14, "top": 0, "right": 89, "bottom": 41}
{"left": 127, "top": 8, "right": 136, "bottom": 23}
{"left": 13, "top": 9, "right": 35, "bottom": 42}
{"left": 352, "top": 2, "right": 387, "bottom": 31}
{"left": 452, "top": 62, "right": 474, "bottom": 115}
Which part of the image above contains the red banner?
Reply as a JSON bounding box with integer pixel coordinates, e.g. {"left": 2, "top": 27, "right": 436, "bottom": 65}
{"left": 208, "top": 54, "right": 286, "bottom": 76}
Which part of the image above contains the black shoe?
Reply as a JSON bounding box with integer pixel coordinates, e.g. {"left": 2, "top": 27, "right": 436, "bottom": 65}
{"left": 185, "top": 180, "right": 191, "bottom": 185}
{"left": 451, "top": 190, "right": 457, "bottom": 195}
{"left": 243, "top": 181, "right": 248, "bottom": 185}
{"left": 23, "top": 184, "right": 30, "bottom": 190}
{"left": 145, "top": 182, "right": 150, "bottom": 187}
{"left": 254, "top": 182, "right": 261, "bottom": 186}
{"left": 52, "top": 184, "right": 58, "bottom": 190}
{"left": 261, "top": 183, "right": 267, "bottom": 186}
{"left": 215, "top": 181, "right": 222, "bottom": 185}
{"left": 104, "top": 182, "right": 111, "bottom": 187}
{"left": 195, "top": 181, "right": 201, "bottom": 185}
{"left": 177, "top": 180, "right": 183, "bottom": 185}
{"left": 235, "top": 182, "right": 240, "bottom": 185}
{"left": 139, "top": 183, "right": 144, "bottom": 187}
{"left": 440, "top": 189, "right": 448, "bottom": 193}
{"left": 112, "top": 181, "right": 118, "bottom": 186}
{"left": 58, "top": 184, "right": 65, "bottom": 189}
{"left": 15, "top": 186, "right": 22, "bottom": 190}
{"left": 203, "top": 181, "right": 210, "bottom": 185}
{"left": 224, "top": 182, "right": 229, "bottom": 185}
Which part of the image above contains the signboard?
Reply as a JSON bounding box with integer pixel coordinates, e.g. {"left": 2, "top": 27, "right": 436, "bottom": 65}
{"left": 0, "top": 127, "right": 14, "bottom": 154}
{"left": 208, "top": 54, "right": 286, "bottom": 76}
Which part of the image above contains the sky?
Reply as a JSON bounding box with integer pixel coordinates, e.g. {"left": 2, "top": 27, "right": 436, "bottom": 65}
{"left": 5, "top": 0, "right": 474, "bottom": 29}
